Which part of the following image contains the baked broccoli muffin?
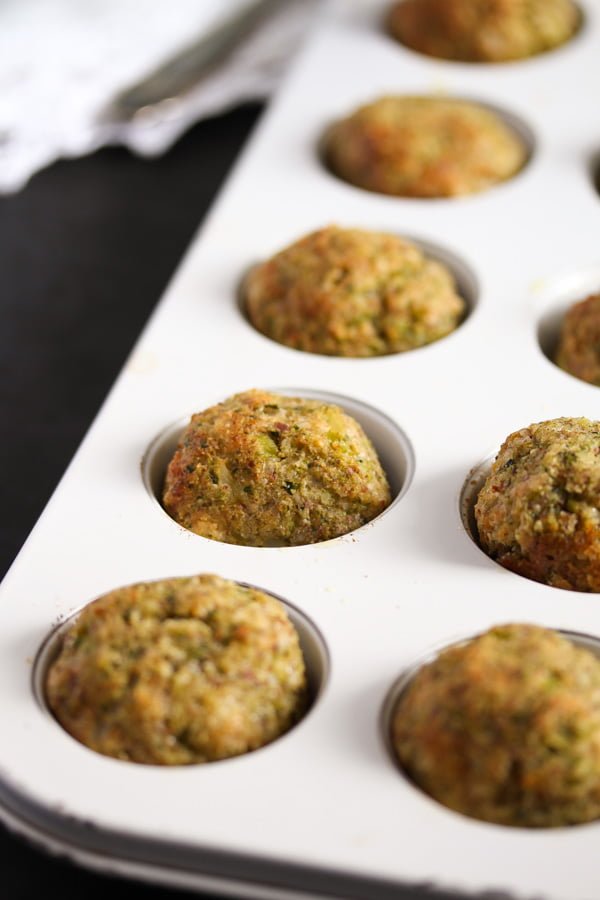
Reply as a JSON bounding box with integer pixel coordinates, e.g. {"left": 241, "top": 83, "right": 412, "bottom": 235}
{"left": 387, "top": 0, "right": 580, "bottom": 63}
{"left": 245, "top": 226, "right": 465, "bottom": 357}
{"left": 555, "top": 294, "right": 600, "bottom": 386}
{"left": 392, "top": 623, "right": 600, "bottom": 827}
{"left": 163, "top": 389, "right": 391, "bottom": 546}
{"left": 324, "top": 96, "right": 527, "bottom": 198}
{"left": 46, "top": 574, "right": 308, "bottom": 765}
{"left": 475, "top": 418, "right": 600, "bottom": 591}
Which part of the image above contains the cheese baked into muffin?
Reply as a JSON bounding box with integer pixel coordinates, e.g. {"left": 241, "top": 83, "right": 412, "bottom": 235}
{"left": 555, "top": 294, "right": 600, "bottom": 386}
{"left": 387, "top": 0, "right": 580, "bottom": 63}
{"left": 163, "top": 389, "right": 391, "bottom": 546}
{"left": 324, "top": 96, "right": 527, "bottom": 198}
{"left": 245, "top": 226, "right": 465, "bottom": 357}
{"left": 392, "top": 623, "right": 600, "bottom": 827}
{"left": 46, "top": 574, "right": 308, "bottom": 765}
{"left": 475, "top": 418, "right": 600, "bottom": 591}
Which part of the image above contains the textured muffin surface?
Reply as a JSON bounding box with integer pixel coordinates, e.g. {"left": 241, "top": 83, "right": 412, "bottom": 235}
{"left": 325, "top": 96, "right": 527, "bottom": 198}
{"left": 163, "top": 389, "right": 391, "bottom": 546}
{"left": 388, "top": 0, "right": 580, "bottom": 62}
{"left": 245, "top": 226, "right": 465, "bottom": 357}
{"left": 47, "top": 574, "right": 308, "bottom": 765}
{"left": 393, "top": 624, "right": 600, "bottom": 827}
{"left": 475, "top": 418, "right": 600, "bottom": 591}
{"left": 556, "top": 294, "right": 600, "bottom": 386}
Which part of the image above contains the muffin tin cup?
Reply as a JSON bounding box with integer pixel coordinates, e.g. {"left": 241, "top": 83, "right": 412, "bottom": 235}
{"left": 459, "top": 453, "right": 492, "bottom": 550}
{"left": 536, "top": 264, "right": 600, "bottom": 376}
{"left": 384, "top": 0, "right": 587, "bottom": 67}
{"left": 319, "top": 95, "right": 537, "bottom": 200}
{"left": 239, "top": 235, "right": 481, "bottom": 358}
{"left": 2, "top": 0, "right": 600, "bottom": 897}
{"left": 142, "top": 387, "right": 416, "bottom": 542}
{"left": 32, "top": 583, "right": 331, "bottom": 754}
{"left": 381, "top": 627, "right": 600, "bottom": 825}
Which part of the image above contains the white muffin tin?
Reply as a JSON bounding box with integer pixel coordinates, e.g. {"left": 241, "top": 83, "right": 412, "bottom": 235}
{"left": 2, "top": 1, "right": 600, "bottom": 897}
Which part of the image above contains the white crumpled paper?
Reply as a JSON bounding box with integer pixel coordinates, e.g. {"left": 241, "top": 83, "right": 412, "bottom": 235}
{"left": 0, "top": 0, "right": 320, "bottom": 193}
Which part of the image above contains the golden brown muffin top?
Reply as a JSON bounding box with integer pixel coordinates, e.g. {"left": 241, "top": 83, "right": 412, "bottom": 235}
{"left": 47, "top": 574, "right": 308, "bottom": 765}
{"left": 388, "top": 0, "right": 580, "bottom": 63}
{"left": 325, "top": 95, "right": 527, "bottom": 198}
{"left": 556, "top": 294, "right": 600, "bottom": 386}
{"left": 245, "top": 226, "right": 465, "bottom": 357}
{"left": 475, "top": 418, "right": 600, "bottom": 592}
{"left": 163, "top": 389, "right": 391, "bottom": 546}
{"left": 393, "top": 623, "right": 600, "bottom": 826}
